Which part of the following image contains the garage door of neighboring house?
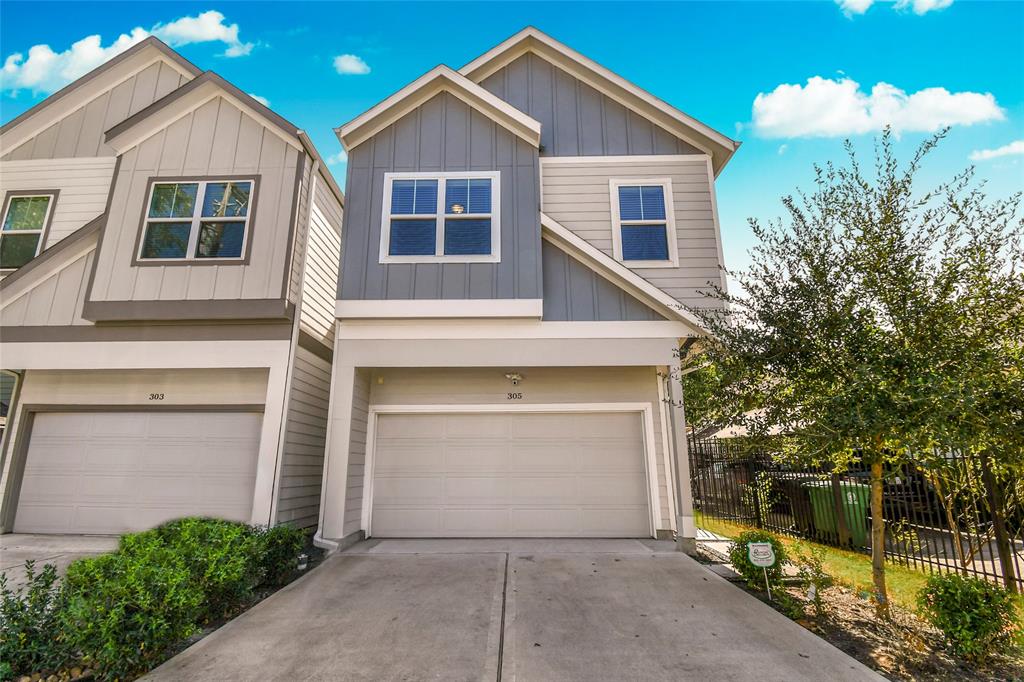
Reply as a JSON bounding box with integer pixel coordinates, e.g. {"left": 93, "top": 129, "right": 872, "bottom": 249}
{"left": 370, "top": 411, "right": 652, "bottom": 537}
{"left": 13, "top": 411, "right": 262, "bottom": 534}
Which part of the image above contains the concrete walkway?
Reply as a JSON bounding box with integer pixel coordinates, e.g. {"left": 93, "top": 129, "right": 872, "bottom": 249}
{"left": 0, "top": 534, "right": 118, "bottom": 590}
{"left": 147, "top": 539, "right": 883, "bottom": 681}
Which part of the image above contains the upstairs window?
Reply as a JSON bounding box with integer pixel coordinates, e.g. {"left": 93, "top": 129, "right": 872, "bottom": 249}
{"left": 0, "top": 191, "right": 56, "bottom": 269}
{"left": 610, "top": 179, "right": 678, "bottom": 267}
{"left": 139, "top": 179, "right": 255, "bottom": 262}
{"left": 380, "top": 171, "right": 500, "bottom": 263}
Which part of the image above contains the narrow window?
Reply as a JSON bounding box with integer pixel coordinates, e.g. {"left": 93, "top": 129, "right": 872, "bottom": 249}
{"left": 0, "top": 192, "right": 56, "bottom": 269}
{"left": 611, "top": 180, "right": 677, "bottom": 266}
{"left": 381, "top": 172, "right": 500, "bottom": 263}
{"left": 139, "top": 179, "right": 254, "bottom": 261}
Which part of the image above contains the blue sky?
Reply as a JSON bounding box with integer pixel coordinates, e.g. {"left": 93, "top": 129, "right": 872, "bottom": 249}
{"left": 3, "top": 1, "right": 1022, "bottom": 272}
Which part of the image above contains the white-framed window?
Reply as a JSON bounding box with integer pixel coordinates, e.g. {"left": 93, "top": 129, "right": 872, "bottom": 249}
{"left": 0, "top": 191, "right": 56, "bottom": 270}
{"left": 609, "top": 178, "right": 678, "bottom": 268}
{"left": 379, "top": 171, "right": 500, "bottom": 263}
{"left": 138, "top": 179, "right": 255, "bottom": 262}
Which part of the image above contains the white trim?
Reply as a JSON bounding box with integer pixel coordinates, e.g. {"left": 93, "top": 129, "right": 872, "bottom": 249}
{"left": 540, "top": 212, "right": 709, "bottom": 334}
{"left": 361, "top": 402, "right": 662, "bottom": 538}
{"left": 378, "top": 171, "right": 501, "bottom": 264}
{"left": 539, "top": 154, "right": 710, "bottom": 165}
{"left": 705, "top": 156, "right": 729, "bottom": 295}
{"left": 335, "top": 319, "right": 692, "bottom": 339}
{"left": 336, "top": 298, "right": 543, "bottom": 319}
{"left": 656, "top": 368, "right": 678, "bottom": 532}
{"left": 458, "top": 28, "right": 737, "bottom": 171}
{"left": 0, "top": 192, "right": 57, "bottom": 269}
{"left": 137, "top": 178, "right": 254, "bottom": 262}
{"left": 337, "top": 65, "right": 542, "bottom": 151}
{"left": 609, "top": 178, "right": 679, "bottom": 268}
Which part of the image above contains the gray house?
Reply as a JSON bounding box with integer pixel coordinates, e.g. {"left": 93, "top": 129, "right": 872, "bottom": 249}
{"left": 0, "top": 38, "right": 344, "bottom": 535}
{"left": 315, "top": 28, "right": 738, "bottom": 549}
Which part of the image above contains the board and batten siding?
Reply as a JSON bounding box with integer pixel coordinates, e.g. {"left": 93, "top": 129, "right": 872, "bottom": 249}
{"left": 0, "top": 247, "right": 96, "bottom": 327}
{"left": 479, "top": 53, "right": 700, "bottom": 158}
{"left": 541, "top": 241, "right": 664, "bottom": 321}
{"left": 299, "top": 179, "right": 343, "bottom": 346}
{"left": 2, "top": 61, "right": 191, "bottom": 161}
{"left": 0, "top": 158, "right": 117, "bottom": 248}
{"left": 88, "top": 96, "right": 301, "bottom": 303}
{"left": 541, "top": 156, "right": 726, "bottom": 309}
{"left": 342, "top": 369, "right": 371, "bottom": 537}
{"left": 339, "top": 92, "right": 541, "bottom": 302}
{"left": 363, "top": 366, "right": 674, "bottom": 531}
{"left": 276, "top": 347, "right": 333, "bottom": 529}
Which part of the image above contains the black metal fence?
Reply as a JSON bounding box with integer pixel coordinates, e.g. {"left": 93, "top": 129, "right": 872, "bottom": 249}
{"left": 688, "top": 436, "right": 1024, "bottom": 592}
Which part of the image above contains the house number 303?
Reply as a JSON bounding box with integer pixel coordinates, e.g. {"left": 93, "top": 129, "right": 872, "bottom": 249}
{"left": 148, "top": 393, "right": 165, "bottom": 401}
{"left": 507, "top": 392, "right": 523, "bottom": 400}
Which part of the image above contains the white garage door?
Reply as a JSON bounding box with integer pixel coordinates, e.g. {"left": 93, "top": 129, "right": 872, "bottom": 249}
{"left": 14, "top": 411, "right": 262, "bottom": 534}
{"left": 370, "top": 411, "right": 651, "bottom": 537}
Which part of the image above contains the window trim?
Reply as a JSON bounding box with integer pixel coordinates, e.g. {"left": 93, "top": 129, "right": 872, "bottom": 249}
{"left": 609, "top": 178, "right": 679, "bottom": 268}
{"left": 379, "top": 171, "right": 501, "bottom": 264}
{"left": 0, "top": 189, "right": 59, "bottom": 272}
{"left": 132, "top": 175, "right": 260, "bottom": 266}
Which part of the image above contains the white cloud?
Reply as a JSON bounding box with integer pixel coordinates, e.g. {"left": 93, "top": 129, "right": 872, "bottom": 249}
{"left": 751, "top": 76, "right": 1004, "bottom": 138}
{"left": 152, "top": 11, "right": 254, "bottom": 57}
{"left": 837, "top": 0, "right": 875, "bottom": 15}
{"left": 895, "top": 0, "right": 953, "bottom": 14}
{"left": 333, "top": 54, "right": 370, "bottom": 75}
{"left": 248, "top": 93, "right": 270, "bottom": 107}
{"left": 969, "top": 140, "right": 1024, "bottom": 162}
{"left": 326, "top": 150, "right": 348, "bottom": 165}
{"left": 2, "top": 11, "right": 254, "bottom": 95}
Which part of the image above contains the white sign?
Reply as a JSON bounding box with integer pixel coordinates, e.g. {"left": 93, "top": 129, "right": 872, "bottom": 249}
{"left": 747, "top": 542, "right": 776, "bottom": 568}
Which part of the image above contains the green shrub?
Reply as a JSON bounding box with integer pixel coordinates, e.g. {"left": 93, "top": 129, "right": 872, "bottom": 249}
{"left": 61, "top": 534, "right": 203, "bottom": 680}
{"left": 149, "top": 517, "right": 264, "bottom": 619}
{"left": 256, "top": 524, "right": 307, "bottom": 586}
{"left": 0, "top": 561, "right": 72, "bottom": 676}
{"left": 793, "top": 544, "right": 833, "bottom": 618}
{"left": 728, "top": 530, "right": 788, "bottom": 591}
{"left": 917, "top": 573, "right": 1018, "bottom": 662}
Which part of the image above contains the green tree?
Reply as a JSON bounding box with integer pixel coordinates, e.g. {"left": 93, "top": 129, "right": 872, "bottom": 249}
{"left": 684, "top": 130, "right": 1024, "bottom": 617}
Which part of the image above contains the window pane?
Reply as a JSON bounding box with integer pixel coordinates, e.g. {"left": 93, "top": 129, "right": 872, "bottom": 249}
{"left": 149, "top": 183, "right": 198, "bottom": 218}
{"left": 0, "top": 233, "right": 41, "bottom": 268}
{"left": 389, "top": 219, "right": 436, "bottom": 256}
{"left": 468, "top": 179, "right": 491, "bottom": 213}
{"left": 621, "top": 224, "right": 669, "bottom": 261}
{"left": 3, "top": 196, "right": 50, "bottom": 231}
{"left": 202, "top": 181, "right": 252, "bottom": 218}
{"left": 141, "top": 221, "right": 191, "bottom": 258}
{"left": 446, "top": 179, "right": 492, "bottom": 214}
{"left": 618, "top": 186, "right": 642, "bottom": 220}
{"left": 444, "top": 218, "right": 491, "bottom": 255}
{"left": 390, "top": 179, "right": 437, "bottom": 215}
{"left": 196, "top": 221, "right": 245, "bottom": 258}
{"left": 445, "top": 179, "right": 468, "bottom": 214}
{"left": 640, "top": 185, "right": 666, "bottom": 220}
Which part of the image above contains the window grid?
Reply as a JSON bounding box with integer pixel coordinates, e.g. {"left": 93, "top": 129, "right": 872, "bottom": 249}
{"left": 139, "top": 179, "right": 253, "bottom": 262}
{"left": 0, "top": 193, "right": 56, "bottom": 270}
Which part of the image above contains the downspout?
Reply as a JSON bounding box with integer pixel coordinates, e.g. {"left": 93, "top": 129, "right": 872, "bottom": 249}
{"left": 267, "top": 157, "right": 320, "bottom": 527}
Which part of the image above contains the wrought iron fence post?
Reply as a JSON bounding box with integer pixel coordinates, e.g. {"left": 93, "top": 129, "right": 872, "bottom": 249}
{"left": 979, "top": 449, "right": 1019, "bottom": 594}
{"left": 747, "top": 457, "right": 763, "bottom": 528}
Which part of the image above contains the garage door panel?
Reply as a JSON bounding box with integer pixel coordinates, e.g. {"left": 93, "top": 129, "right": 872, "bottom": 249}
{"left": 14, "top": 411, "right": 262, "bottom": 535}
{"left": 371, "top": 411, "right": 651, "bottom": 538}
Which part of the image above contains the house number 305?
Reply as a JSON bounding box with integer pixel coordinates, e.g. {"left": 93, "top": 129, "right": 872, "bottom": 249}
{"left": 148, "top": 393, "right": 165, "bottom": 401}
{"left": 507, "top": 392, "right": 523, "bottom": 400}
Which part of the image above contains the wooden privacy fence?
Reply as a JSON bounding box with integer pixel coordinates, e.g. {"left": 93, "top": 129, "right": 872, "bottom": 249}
{"left": 688, "top": 435, "right": 1023, "bottom": 592}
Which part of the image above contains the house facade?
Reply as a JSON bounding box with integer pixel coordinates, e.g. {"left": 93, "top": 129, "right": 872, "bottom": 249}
{"left": 0, "top": 38, "right": 344, "bottom": 535}
{"left": 316, "top": 28, "right": 737, "bottom": 549}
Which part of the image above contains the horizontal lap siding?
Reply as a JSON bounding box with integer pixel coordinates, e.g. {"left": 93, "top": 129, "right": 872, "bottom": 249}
{"left": 342, "top": 369, "right": 370, "bottom": 537}
{"left": 299, "top": 179, "right": 343, "bottom": 346}
{"left": 339, "top": 92, "right": 541, "bottom": 301}
{"left": 2, "top": 61, "right": 189, "bottom": 161}
{"left": 276, "top": 348, "right": 332, "bottom": 529}
{"left": 89, "top": 96, "right": 300, "bottom": 303}
{"left": 541, "top": 157, "right": 725, "bottom": 309}
{"left": 1, "top": 158, "right": 117, "bottom": 247}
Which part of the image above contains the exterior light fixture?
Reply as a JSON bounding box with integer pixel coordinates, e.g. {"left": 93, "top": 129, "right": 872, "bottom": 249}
{"left": 505, "top": 372, "right": 523, "bottom": 385}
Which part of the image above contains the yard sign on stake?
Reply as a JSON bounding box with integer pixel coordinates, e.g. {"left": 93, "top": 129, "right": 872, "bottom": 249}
{"left": 747, "top": 542, "right": 776, "bottom": 599}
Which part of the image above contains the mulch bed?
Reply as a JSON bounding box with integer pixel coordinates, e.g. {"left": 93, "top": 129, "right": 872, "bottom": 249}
{"left": 694, "top": 545, "right": 1023, "bottom": 681}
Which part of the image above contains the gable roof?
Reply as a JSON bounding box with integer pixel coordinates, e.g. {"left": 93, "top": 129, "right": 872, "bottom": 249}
{"left": 0, "top": 37, "right": 200, "bottom": 147}
{"left": 460, "top": 27, "right": 740, "bottom": 176}
{"left": 337, "top": 65, "right": 542, "bottom": 151}
{"left": 540, "top": 212, "right": 709, "bottom": 335}
{"left": 0, "top": 214, "right": 102, "bottom": 297}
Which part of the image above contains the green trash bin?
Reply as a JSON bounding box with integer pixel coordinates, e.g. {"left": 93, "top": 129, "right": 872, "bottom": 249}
{"left": 803, "top": 481, "right": 871, "bottom": 547}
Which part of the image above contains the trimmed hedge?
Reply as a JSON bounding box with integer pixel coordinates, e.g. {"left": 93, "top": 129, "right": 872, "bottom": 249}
{"left": 917, "top": 573, "right": 1018, "bottom": 662}
{"left": 0, "top": 517, "right": 307, "bottom": 681}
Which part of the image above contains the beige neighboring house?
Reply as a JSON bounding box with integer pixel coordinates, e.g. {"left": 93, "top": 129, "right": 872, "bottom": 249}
{"left": 0, "top": 37, "right": 344, "bottom": 535}
{"left": 316, "top": 28, "right": 738, "bottom": 550}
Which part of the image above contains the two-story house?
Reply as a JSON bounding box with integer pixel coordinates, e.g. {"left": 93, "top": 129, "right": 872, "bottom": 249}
{"left": 315, "top": 28, "right": 738, "bottom": 550}
{"left": 0, "top": 38, "right": 344, "bottom": 535}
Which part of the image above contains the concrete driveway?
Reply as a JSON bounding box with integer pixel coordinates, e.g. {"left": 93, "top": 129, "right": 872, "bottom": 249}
{"left": 147, "top": 539, "right": 882, "bottom": 681}
{"left": 1, "top": 534, "right": 118, "bottom": 590}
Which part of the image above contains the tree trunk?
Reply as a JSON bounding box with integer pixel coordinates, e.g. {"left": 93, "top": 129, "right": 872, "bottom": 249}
{"left": 979, "top": 449, "right": 1019, "bottom": 594}
{"left": 870, "top": 457, "right": 891, "bottom": 619}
